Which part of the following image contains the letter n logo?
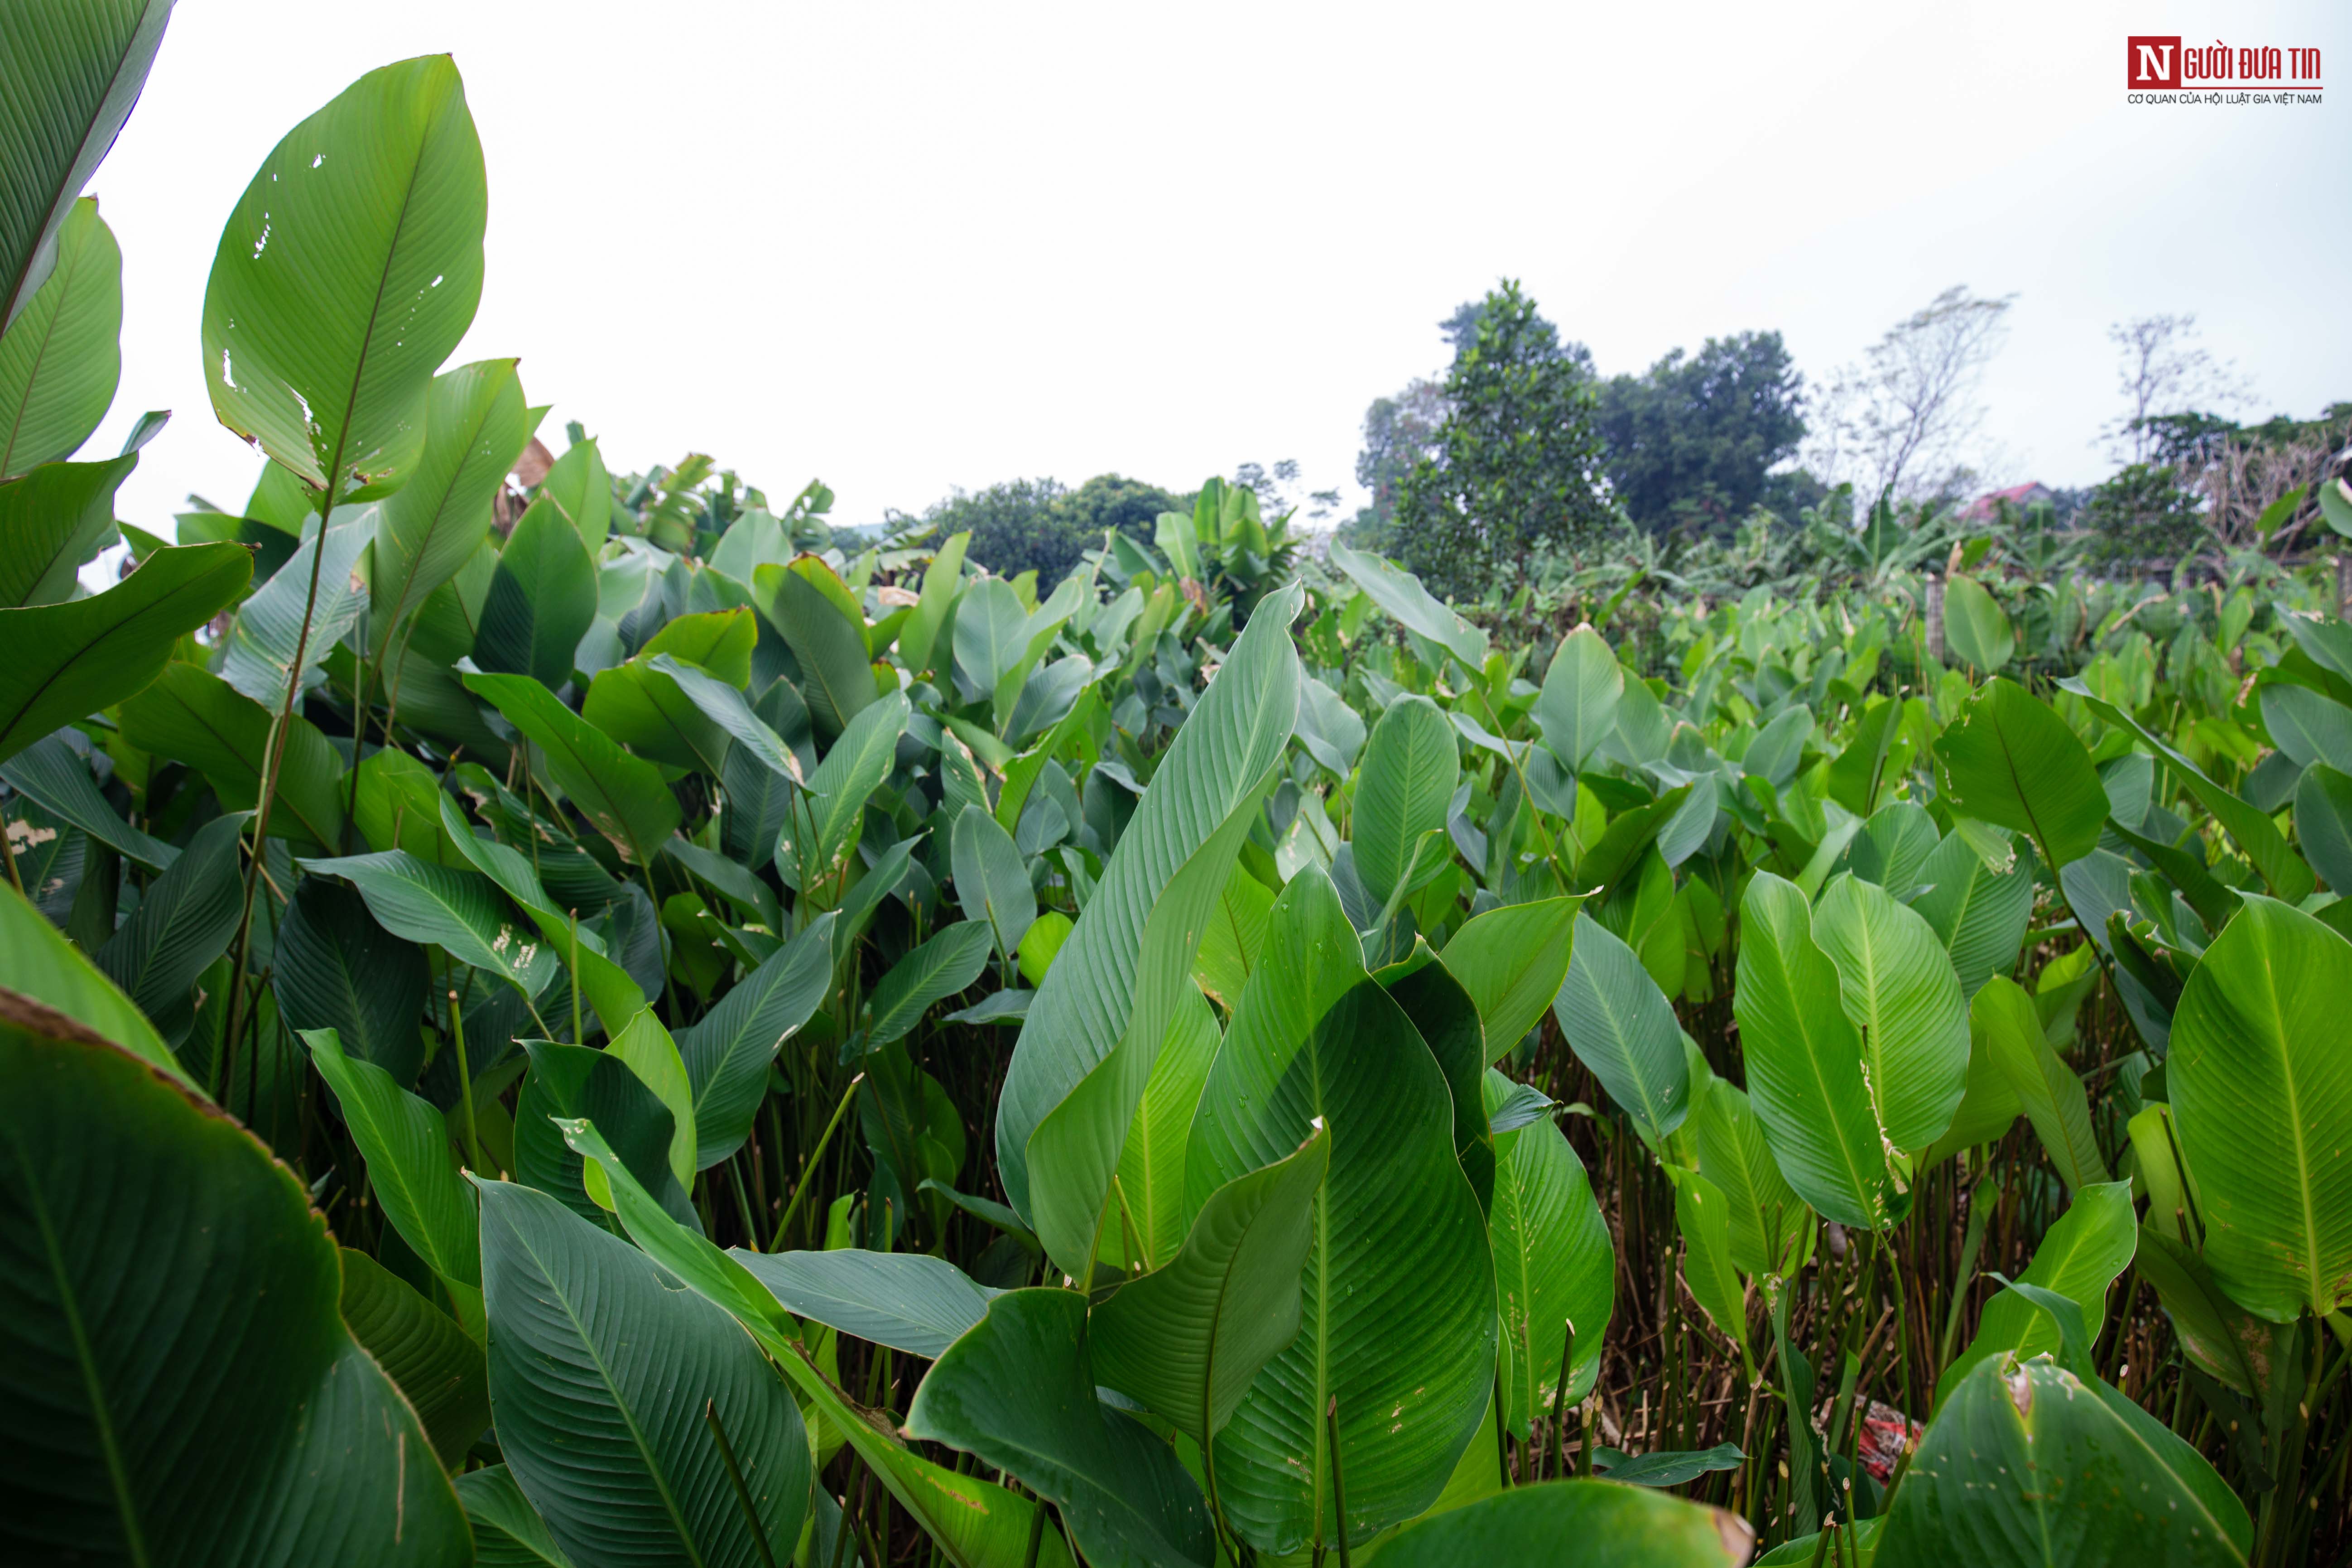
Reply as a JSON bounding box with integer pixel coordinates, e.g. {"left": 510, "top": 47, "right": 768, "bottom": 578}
{"left": 2127, "top": 35, "right": 2182, "bottom": 87}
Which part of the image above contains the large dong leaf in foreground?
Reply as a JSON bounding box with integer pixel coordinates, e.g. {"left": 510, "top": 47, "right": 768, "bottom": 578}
{"left": 1879, "top": 1352, "right": 2249, "bottom": 1567}
{"left": 1734, "top": 871, "right": 1906, "bottom": 1229}
{"left": 201, "top": 54, "right": 485, "bottom": 501}
{"left": 563, "top": 1120, "right": 1076, "bottom": 1568}
{"left": 0, "top": 991, "right": 467, "bottom": 1566}
{"left": 2167, "top": 895, "right": 2352, "bottom": 1322}
{"left": 0, "top": 0, "right": 171, "bottom": 330}
{"left": 477, "top": 1177, "right": 811, "bottom": 1568}
{"left": 1187, "top": 870, "right": 1496, "bottom": 1556}
{"left": 997, "top": 582, "right": 1303, "bottom": 1272}
{"left": 0, "top": 198, "right": 122, "bottom": 481}
{"left": 905, "top": 1289, "right": 1217, "bottom": 1568}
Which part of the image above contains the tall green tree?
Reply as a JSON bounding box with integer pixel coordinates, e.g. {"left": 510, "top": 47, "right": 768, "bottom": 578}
{"left": 1390, "top": 280, "right": 1611, "bottom": 600}
{"left": 1594, "top": 331, "right": 1807, "bottom": 539}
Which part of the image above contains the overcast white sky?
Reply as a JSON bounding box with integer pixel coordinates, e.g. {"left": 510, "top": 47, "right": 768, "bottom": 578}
{"left": 81, "top": 0, "right": 2348, "bottom": 533}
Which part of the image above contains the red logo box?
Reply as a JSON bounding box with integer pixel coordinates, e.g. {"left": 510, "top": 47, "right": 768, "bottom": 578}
{"left": 2128, "top": 34, "right": 2183, "bottom": 87}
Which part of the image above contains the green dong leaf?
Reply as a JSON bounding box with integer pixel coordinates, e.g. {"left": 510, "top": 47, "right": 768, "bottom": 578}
{"left": 1811, "top": 873, "right": 1970, "bottom": 1154}
{"left": 561, "top": 1120, "right": 1074, "bottom": 1568}
{"left": 1353, "top": 693, "right": 1460, "bottom": 910}
{"left": 1932, "top": 678, "right": 2107, "bottom": 870}
{"left": 303, "top": 1028, "right": 480, "bottom": 1292}
{"left": 0, "top": 880, "right": 185, "bottom": 1085}
{"left": 0, "top": 0, "right": 171, "bottom": 330}
{"left": 1438, "top": 894, "right": 1580, "bottom": 1061}
{"left": 1936, "top": 1180, "right": 2135, "bottom": 1409}
{"left": 1878, "top": 1352, "right": 2247, "bottom": 1568}
{"left": 1533, "top": 625, "right": 1625, "bottom": 771}
{"left": 369, "top": 358, "right": 529, "bottom": 652}
{"left": 1554, "top": 911, "right": 1689, "bottom": 1144}
{"left": 2168, "top": 895, "right": 2352, "bottom": 1321}
{"left": 202, "top": 55, "right": 486, "bottom": 501}
{"left": 904, "top": 1288, "right": 1217, "bottom": 1568}
{"left": 476, "top": 496, "right": 596, "bottom": 689}
{"left": 511, "top": 1039, "right": 693, "bottom": 1231}
{"left": 1091, "top": 1121, "right": 1331, "bottom": 1446}
{"left": 952, "top": 803, "right": 1037, "bottom": 961}
{"left": 674, "top": 912, "right": 834, "bottom": 1168}
{"left": 996, "top": 582, "right": 1302, "bottom": 1262}
{"left": 464, "top": 670, "right": 682, "bottom": 867}
{"left": 0, "top": 542, "right": 252, "bottom": 765}
{"left": 1188, "top": 875, "right": 1495, "bottom": 1555}
{"left": 0, "top": 996, "right": 469, "bottom": 1566}
{"left": 1490, "top": 1069, "right": 1616, "bottom": 1438}
{"left": 92, "top": 809, "right": 244, "bottom": 1046}
{"left": 729, "top": 1248, "right": 996, "bottom": 1360}
{"left": 1733, "top": 872, "right": 1907, "bottom": 1230}
{"left": 0, "top": 194, "right": 121, "bottom": 482}
{"left": 476, "top": 1176, "right": 812, "bottom": 1568}
{"left": 1377, "top": 1480, "right": 1753, "bottom": 1568}
{"left": 119, "top": 660, "right": 346, "bottom": 849}
{"left": 337, "top": 1248, "right": 490, "bottom": 1469}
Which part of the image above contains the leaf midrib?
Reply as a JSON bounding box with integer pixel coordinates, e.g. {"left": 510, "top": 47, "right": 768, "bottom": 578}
{"left": 1837, "top": 892, "right": 1900, "bottom": 1138}
{"left": 508, "top": 1217, "right": 710, "bottom": 1567}
{"left": 7, "top": 1118, "right": 151, "bottom": 1566}
{"left": 2255, "top": 923, "right": 2325, "bottom": 1310}
{"left": 1763, "top": 913, "right": 1881, "bottom": 1223}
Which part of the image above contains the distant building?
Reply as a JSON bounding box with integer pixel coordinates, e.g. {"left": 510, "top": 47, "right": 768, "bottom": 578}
{"left": 1960, "top": 481, "right": 2054, "bottom": 522}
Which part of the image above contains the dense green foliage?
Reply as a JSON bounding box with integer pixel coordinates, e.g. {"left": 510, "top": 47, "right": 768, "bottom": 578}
{"left": 8, "top": 22, "right": 2352, "bottom": 1568}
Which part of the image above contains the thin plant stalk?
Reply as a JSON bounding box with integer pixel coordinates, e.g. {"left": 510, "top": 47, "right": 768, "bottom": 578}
{"left": 569, "top": 910, "right": 583, "bottom": 1045}
{"left": 447, "top": 986, "right": 490, "bottom": 1174}
{"left": 220, "top": 474, "right": 346, "bottom": 1108}
{"left": 770, "top": 1073, "right": 864, "bottom": 1251}
{"left": 1552, "top": 1318, "right": 1578, "bottom": 1479}
{"left": 1020, "top": 1489, "right": 1047, "bottom": 1568}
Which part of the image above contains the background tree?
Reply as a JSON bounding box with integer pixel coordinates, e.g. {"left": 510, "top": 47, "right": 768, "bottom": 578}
{"left": 1054, "top": 472, "right": 1183, "bottom": 546}
{"left": 1804, "top": 284, "right": 2014, "bottom": 502}
{"left": 1593, "top": 330, "right": 1808, "bottom": 539}
{"left": 1344, "top": 378, "right": 1447, "bottom": 549}
{"left": 2080, "top": 462, "right": 2207, "bottom": 564}
{"left": 912, "top": 472, "right": 1171, "bottom": 586}
{"left": 2105, "top": 313, "right": 2253, "bottom": 463}
{"left": 1390, "top": 279, "right": 1612, "bottom": 600}
{"left": 2082, "top": 403, "right": 2351, "bottom": 565}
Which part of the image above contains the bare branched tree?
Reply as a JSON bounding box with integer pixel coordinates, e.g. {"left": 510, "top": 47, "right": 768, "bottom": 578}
{"left": 2103, "top": 313, "right": 2253, "bottom": 462}
{"left": 1804, "top": 285, "right": 2015, "bottom": 503}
